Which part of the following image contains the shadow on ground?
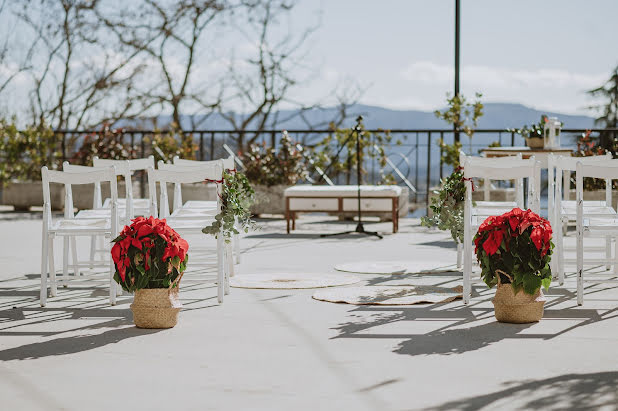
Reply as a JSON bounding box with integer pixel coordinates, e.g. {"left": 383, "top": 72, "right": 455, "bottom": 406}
{"left": 424, "top": 372, "right": 618, "bottom": 410}
{"left": 331, "top": 286, "right": 618, "bottom": 357}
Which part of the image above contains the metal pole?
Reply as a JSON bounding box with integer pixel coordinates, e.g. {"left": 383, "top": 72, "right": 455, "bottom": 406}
{"left": 426, "top": 132, "right": 432, "bottom": 213}
{"left": 454, "top": 0, "right": 461, "bottom": 143}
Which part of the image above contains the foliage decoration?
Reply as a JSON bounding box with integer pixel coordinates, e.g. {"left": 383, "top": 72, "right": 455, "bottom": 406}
{"left": 421, "top": 168, "right": 466, "bottom": 243}
{"left": 474, "top": 208, "right": 553, "bottom": 295}
{"left": 243, "top": 131, "right": 308, "bottom": 187}
{"left": 202, "top": 170, "right": 257, "bottom": 242}
{"left": 111, "top": 217, "right": 189, "bottom": 293}
{"left": 72, "top": 124, "right": 137, "bottom": 165}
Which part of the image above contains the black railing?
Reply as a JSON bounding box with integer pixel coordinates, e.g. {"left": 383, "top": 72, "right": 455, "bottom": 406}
{"left": 49, "top": 127, "right": 618, "bottom": 205}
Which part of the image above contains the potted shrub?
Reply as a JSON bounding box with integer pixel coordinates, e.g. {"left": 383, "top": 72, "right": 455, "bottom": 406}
{"left": 512, "top": 115, "right": 559, "bottom": 149}
{"left": 243, "top": 131, "right": 307, "bottom": 215}
{"left": 474, "top": 208, "right": 553, "bottom": 323}
{"left": 112, "top": 216, "right": 189, "bottom": 329}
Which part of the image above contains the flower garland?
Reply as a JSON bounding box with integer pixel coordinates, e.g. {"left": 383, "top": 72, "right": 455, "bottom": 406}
{"left": 202, "top": 169, "right": 257, "bottom": 242}
{"left": 474, "top": 208, "right": 553, "bottom": 295}
{"left": 111, "top": 216, "right": 188, "bottom": 292}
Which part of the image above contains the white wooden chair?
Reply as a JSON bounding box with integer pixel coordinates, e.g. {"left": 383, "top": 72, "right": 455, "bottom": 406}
{"left": 550, "top": 154, "right": 616, "bottom": 285}
{"left": 147, "top": 162, "right": 230, "bottom": 303}
{"left": 169, "top": 156, "right": 242, "bottom": 264}
{"left": 455, "top": 153, "right": 525, "bottom": 268}
{"left": 93, "top": 156, "right": 155, "bottom": 217}
{"left": 462, "top": 156, "right": 541, "bottom": 304}
{"left": 575, "top": 159, "right": 618, "bottom": 305}
{"left": 40, "top": 165, "right": 119, "bottom": 306}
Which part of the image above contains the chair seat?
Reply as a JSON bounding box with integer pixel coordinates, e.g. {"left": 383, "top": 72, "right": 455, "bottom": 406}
{"left": 561, "top": 202, "right": 615, "bottom": 221}
{"left": 102, "top": 197, "right": 151, "bottom": 209}
{"left": 474, "top": 201, "right": 517, "bottom": 209}
{"left": 171, "top": 208, "right": 218, "bottom": 218}
{"left": 50, "top": 218, "right": 111, "bottom": 233}
{"left": 165, "top": 217, "right": 216, "bottom": 230}
{"left": 182, "top": 200, "right": 218, "bottom": 209}
{"left": 583, "top": 217, "right": 618, "bottom": 234}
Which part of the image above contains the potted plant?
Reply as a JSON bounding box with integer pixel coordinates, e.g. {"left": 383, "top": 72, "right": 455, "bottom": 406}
{"left": 242, "top": 131, "right": 307, "bottom": 215}
{"left": 202, "top": 169, "right": 256, "bottom": 241}
{"left": 474, "top": 208, "right": 553, "bottom": 323}
{"left": 513, "top": 115, "right": 559, "bottom": 149}
{"left": 112, "top": 216, "right": 189, "bottom": 329}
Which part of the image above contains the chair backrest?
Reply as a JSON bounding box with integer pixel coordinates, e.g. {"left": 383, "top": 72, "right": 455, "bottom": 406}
{"left": 549, "top": 153, "right": 613, "bottom": 227}
{"left": 158, "top": 161, "right": 225, "bottom": 211}
{"left": 63, "top": 162, "right": 132, "bottom": 210}
{"left": 463, "top": 156, "right": 540, "bottom": 213}
{"left": 93, "top": 156, "right": 155, "bottom": 171}
{"left": 173, "top": 155, "right": 235, "bottom": 171}
{"left": 41, "top": 165, "right": 119, "bottom": 234}
{"left": 575, "top": 159, "right": 618, "bottom": 221}
{"left": 461, "top": 153, "right": 525, "bottom": 202}
{"left": 147, "top": 160, "right": 224, "bottom": 218}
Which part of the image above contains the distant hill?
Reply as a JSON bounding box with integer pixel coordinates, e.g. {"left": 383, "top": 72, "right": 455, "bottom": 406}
{"left": 120, "top": 102, "right": 596, "bottom": 131}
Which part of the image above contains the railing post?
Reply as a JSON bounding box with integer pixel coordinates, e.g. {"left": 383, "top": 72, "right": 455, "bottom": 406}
{"left": 511, "top": 131, "right": 515, "bottom": 146}
{"left": 199, "top": 132, "right": 204, "bottom": 161}
{"left": 271, "top": 130, "right": 276, "bottom": 149}
{"left": 439, "top": 131, "right": 444, "bottom": 180}
{"left": 210, "top": 132, "right": 215, "bottom": 160}
{"left": 426, "top": 132, "right": 431, "bottom": 214}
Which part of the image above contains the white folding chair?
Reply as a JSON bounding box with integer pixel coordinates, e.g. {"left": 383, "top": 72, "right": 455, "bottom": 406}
{"left": 462, "top": 156, "right": 541, "bottom": 304}
{"left": 575, "top": 160, "right": 618, "bottom": 305}
{"left": 550, "top": 154, "right": 616, "bottom": 284}
{"left": 455, "top": 153, "right": 526, "bottom": 268}
{"left": 169, "top": 155, "right": 242, "bottom": 264}
{"left": 93, "top": 156, "right": 155, "bottom": 217}
{"left": 147, "top": 162, "right": 230, "bottom": 303}
{"left": 40, "top": 165, "right": 119, "bottom": 306}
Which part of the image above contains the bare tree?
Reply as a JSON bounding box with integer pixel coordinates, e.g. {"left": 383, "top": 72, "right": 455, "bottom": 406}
{"left": 98, "top": 0, "right": 227, "bottom": 133}
{"left": 15, "top": 0, "right": 147, "bottom": 130}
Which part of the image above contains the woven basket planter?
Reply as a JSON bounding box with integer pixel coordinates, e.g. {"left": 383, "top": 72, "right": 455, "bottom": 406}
{"left": 131, "top": 288, "right": 182, "bottom": 329}
{"left": 525, "top": 137, "right": 544, "bottom": 149}
{"left": 493, "top": 282, "right": 546, "bottom": 324}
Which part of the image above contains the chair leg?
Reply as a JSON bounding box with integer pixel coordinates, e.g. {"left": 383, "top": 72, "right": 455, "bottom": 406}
{"left": 614, "top": 237, "right": 618, "bottom": 275}
{"left": 89, "top": 235, "right": 96, "bottom": 269}
{"left": 62, "top": 237, "right": 69, "bottom": 286}
{"left": 463, "top": 233, "right": 471, "bottom": 305}
{"left": 456, "top": 242, "right": 462, "bottom": 269}
{"left": 109, "top": 241, "right": 116, "bottom": 306}
{"left": 606, "top": 236, "right": 612, "bottom": 270}
{"left": 49, "top": 236, "right": 57, "bottom": 297}
{"left": 224, "top": 244, "right": 232, "bottom": 295}
{"left": 40, "top": 233, "right": 48, "bottom": 307}
{"left": 557, "top": 221, "right": 565, "bottom": 286}
{"left": 234, "top": 232, "right": 240, "bottom": 266}
{"left": 217, "top": 234, "right": 224, "bottom": 303}
{"left": 71, "top": 236, "right": 80, "bottom": 278}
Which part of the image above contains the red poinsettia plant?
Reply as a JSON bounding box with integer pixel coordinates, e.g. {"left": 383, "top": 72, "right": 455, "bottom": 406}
{"left": 474, "top": 208, "right": 553, "bottom": 295}
{"left": 111, "top": 216, "right": 189, "bottom": 292}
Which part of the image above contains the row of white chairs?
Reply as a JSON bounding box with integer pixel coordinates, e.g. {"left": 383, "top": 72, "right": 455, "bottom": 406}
{"left": 460, "top": 152, "right": 618, "bottom": 305}
{"left": 40, "top": 155, "right": 240, "bottom": 307}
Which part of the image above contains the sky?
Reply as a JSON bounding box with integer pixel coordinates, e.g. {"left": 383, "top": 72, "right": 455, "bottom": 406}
{"left": 286, "top": 0, "right": 618, "bottom": 115}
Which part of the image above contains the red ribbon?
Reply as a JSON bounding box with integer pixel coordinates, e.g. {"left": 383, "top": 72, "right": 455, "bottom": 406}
{"left": 462, "top": 176, "right": 475, "bottom": 192}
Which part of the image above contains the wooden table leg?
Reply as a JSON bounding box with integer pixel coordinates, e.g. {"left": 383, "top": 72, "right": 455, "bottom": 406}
{"left": 292, "top": 212, "right": 296, "bottom": 230}
{"left": 392, "top": 198, "right": 397, "bottom": 233}
{"left": 286, "top": 197, "right": 290, "bottom": 234}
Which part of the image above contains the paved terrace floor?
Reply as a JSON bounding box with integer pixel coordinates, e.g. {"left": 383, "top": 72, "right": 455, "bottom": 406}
{"left": 0, "top": 212, "right": 617, "bottom": 411}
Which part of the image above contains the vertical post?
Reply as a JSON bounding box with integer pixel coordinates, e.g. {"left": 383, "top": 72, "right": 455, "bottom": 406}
{"left": 199, "top": 133, "right": 204, "bottom": 161}
{"left": 454, "top": 0, "right": 461, "bottom": 143}
{"left": 61, "top": 133, "right": 67, "bottom": 163}
{"left": 426, "top": 132, "right": 432, "bottom": 214}
{"left": 439, "top": 131, "right": 444, "bottom": 180}
{"left": 511, "top": 131, "right": 515, "bottom": 146}
{"left": 415, "top": 132, "right": 419, "bottom": 204}
{"left": 271, "top": 130, "right": 276, "bottom": 149}
{"left": 210, "top": 132, "right": 215, "bottom": 160}
{"left": 140, "top": 134, "right": 146, "bottom": 198}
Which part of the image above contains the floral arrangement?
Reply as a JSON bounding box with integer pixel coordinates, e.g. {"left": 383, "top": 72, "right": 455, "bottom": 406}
{"left": 421, "top": 167, "right": 466, "bottom": 243}
{"left": 202, "top": 169, "right": 256, "bottom": 242}
{"left": 112, "top": 216, "right": 189, "bottom": 292}
{"left": 474, "top": 208, "right": 553, "bottom": 295}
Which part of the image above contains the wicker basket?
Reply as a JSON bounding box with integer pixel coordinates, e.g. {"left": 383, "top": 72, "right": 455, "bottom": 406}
{"left": 131, "top": 287, "right": 182, "bottom": 329}
{"left": 492, "top": 273, "right": 546, "bottom": 323}
{"left": 525, "top": 137, "right": 544, "bottom": 149}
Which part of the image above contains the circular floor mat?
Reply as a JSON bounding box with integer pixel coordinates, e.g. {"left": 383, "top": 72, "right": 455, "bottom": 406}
{"left": 313, "top": 285, "right": 463, "bottom": 305}
{"left": 230, "top": 273, "right": 361, "bottom": 289}
{"left": 334, "top": 262, "right": 407, "bottom": 275}
{"left": 394, "top": 261, "right": 461, "bottom": 274}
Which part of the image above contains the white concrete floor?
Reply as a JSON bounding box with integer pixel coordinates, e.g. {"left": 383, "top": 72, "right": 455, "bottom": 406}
{"left": 1, "top": 213, "right": 618, "bottom": 410}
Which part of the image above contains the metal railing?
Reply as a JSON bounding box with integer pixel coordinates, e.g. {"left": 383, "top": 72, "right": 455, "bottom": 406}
{"left": 46, "top": 127, "right": 618, "bottom": 205}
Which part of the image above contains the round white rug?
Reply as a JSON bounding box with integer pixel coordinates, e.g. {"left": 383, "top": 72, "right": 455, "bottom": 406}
{"left": 395, "top": 261, "right": 461, "bottom": 274}
{"left": 313, "top": 285, "right": 463, "bottom": 305}
{"left": 230, "top": 273, "right": 361, "bottom": 289}
{"left": 334, "top": 262, "right": 407, "bottom": 275}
